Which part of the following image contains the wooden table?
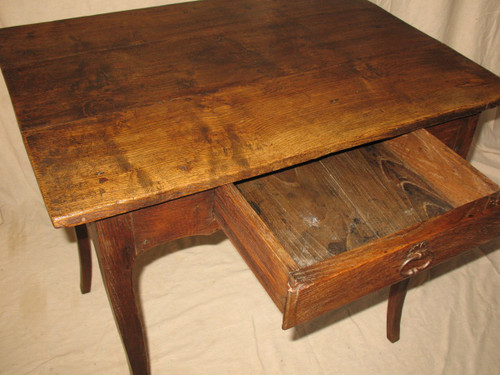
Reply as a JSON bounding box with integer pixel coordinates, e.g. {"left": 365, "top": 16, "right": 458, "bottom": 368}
{"left": 1, "top": 0, "right": 500, "bottom": 374}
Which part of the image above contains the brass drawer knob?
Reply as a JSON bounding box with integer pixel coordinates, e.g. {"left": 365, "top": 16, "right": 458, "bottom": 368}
{"left": 399, "top": 241, "right": 434, "bottom": 277}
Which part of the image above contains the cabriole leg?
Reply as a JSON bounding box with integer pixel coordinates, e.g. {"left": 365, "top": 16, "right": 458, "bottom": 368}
{"left": 387, "top": 278, "right": 410, "bottom": 343}
{"left": 90, "top": 215, "right": 150, "bottom": 375}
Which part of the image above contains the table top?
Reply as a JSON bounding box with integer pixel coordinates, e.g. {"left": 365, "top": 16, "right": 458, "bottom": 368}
{"left": 1, "top": 0, "right": 499, "bottom": 227}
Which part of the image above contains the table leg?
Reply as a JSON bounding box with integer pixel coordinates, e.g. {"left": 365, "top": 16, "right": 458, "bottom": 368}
{"left": 89, "top": 215, "right": 150, "bottom": 375}
{"left": 386, "top": 278, "right": 410, "bottom": 343}
{"left": 75, "top": 224, "right": 92, "bottom": 294}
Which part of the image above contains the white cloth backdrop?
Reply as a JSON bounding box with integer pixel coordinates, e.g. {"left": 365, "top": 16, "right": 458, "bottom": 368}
{"left": 0, "top": 1, "right": 499, "bottom": 374}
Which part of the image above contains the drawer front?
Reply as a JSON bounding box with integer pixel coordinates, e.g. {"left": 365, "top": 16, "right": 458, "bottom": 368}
{"left": 283, "top": 192, "right": 500, "bottom": 329}
{"left": 216, "top": 129, "right": 500, "bottom": 330}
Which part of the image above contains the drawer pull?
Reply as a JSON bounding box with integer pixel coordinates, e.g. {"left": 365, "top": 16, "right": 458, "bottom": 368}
{"left": 399, "top": 242, "right": 434, "bottom": 277}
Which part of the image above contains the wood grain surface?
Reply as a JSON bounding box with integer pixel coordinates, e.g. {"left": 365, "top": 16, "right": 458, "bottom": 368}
{"left": 426, "top": 116, "right": 478, "bottom": 158}
{"left": 284, "top": 191, "right": 500, "bottom": 328}
{"left": 88, "top": 215, "right": 150, "bottom": 374}
{"left": 132, "top": 190, "right": 220, "bottom": 254}
{"left": 229, "top": 130, "right": 500, "bottom": 328}
{"left": 214, "top": 184, "right": 297, "bottom": 310}
{"left": 1, "top": 0, "right": 500, "bottom": 226}
{"left": 385, "top": 128, "right": 499, "bottom": 206}
{"left": 236, "top": 131, "right": 455, "bottom": 268}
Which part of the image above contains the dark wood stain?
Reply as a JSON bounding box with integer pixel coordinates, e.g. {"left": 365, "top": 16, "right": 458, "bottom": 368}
{"left": 3, "top": 2, "right": 500, "bottom": 373}
{"left": 0, "top": 0, "right": 499, "bottom": 230}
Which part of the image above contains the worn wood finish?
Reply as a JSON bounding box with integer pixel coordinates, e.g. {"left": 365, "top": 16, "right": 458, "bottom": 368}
{"left": 75, "top": 190, "right": 219, "bottom": 294}
{"left": 84, "top": 190, "right": 221, "bottom": 374}
{"left": 75, "top": 224, "right": 92, "bottom": 294}
{"left": 385, "top": 129, "right": 498, "bottom": 206}
{"left": 3, "top": 1, "right": 500, "bottom": 372}
{"left": 133, "top": 190, "right": 220, "bottom": 254}
{"left": 214, "top": 184, "right": 296, "bottom": 310}
{"left": 384, "top": 121, "right": 479, "bottom": 341}
{"left": 236, "top": 140, "right": 453, "bottom": 267}
{"left": 227, "top": 130, "right": 500, "bottom": 329}
{"left": 88, "top": 215, "right": 150, "bottom": 375}
{"left": 427, "top": 116, "right": 478, "bottom": 159}
{"left": 387, "top": 278, "right": 410, "bottom": 343}
{"left": 284, "top": 191, "right": 500, "bottom": 328}
{"left": 1, "top": 0, "right": 500, "bottom": 227}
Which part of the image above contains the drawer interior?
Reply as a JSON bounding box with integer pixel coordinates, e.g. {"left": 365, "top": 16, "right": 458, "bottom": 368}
{"left": 214, "top": 129, "right": 500, "bottom": 329}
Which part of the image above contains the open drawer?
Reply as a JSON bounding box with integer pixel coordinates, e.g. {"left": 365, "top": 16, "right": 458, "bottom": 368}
{"left": 214, "top": 129, "right": 500, "bottom": 329}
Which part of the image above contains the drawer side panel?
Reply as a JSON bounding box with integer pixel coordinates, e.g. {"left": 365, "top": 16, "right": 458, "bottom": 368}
{"left": 385, "top": 129, "right": 498, "bottom": 207}
{"left": 214, "top": 184, "right": 297, "bottom": 312}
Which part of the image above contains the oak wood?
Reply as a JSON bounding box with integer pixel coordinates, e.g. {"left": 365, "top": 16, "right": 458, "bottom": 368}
{"left": 2, "top": 0, "right": 500, "bottom": 372}
{"left": 383, "top": 115, "right": 478, "bottom": 343}
{"left": 284, "top": 191, "right": 500, "bottom": 328}
{"left": 88, "top": 215, "right": 150, "bottom": 375}
{"left": 226, "top": 130, "right": 500, "bottom": 329}
{"left": 75, "top": 224, "right": 92, "bottom": 294}
{"left": 387, "top": 278, "right": 410, "bottom": 343}
{"left": 236, "top": 138, "right": 453, "bottom": 267}
{"left": 427, "top": 116, "right": 478, "bottom": 159}
{"left": 214, "top": 184, "right": 296, "bottom": 310}
{"left": 1, "top": 0, "right": 500, "bottom": 227}
{"left": 0, "top": 0, "right": 373, "bottom": 69}
{"left": 384, "top": 122, "right": 479, "bottom": 342}
{"left": 85, "top": 190, "right": 224, "bottom": 374}
{"left": 132, "top": 190, "right": 220, "bottom": 254}
{"left": 385, "top": 129, "right": 498, "bottom": 207}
